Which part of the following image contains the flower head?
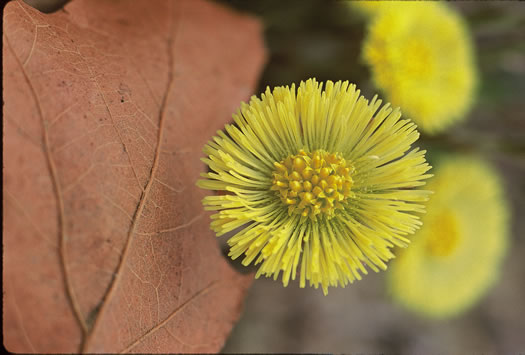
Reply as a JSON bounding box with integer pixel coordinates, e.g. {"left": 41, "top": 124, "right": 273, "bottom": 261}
{"left": 362, "top": 2, "right": 477, "bottom": 134}
{"left": 198, "top": 79, "right": 432, "bottom": 294}
{"left": 388, "top": 156, "right": 509, "bottom": 318}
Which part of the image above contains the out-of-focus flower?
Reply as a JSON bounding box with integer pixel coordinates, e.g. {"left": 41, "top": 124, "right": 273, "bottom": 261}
{"left": 362, "top": 2, "right": 477, "bottom": 134}
{"left": 388, "top": 156, "right": 509, "bottom": 318}
{"left": 198, "top": 79, "right": 432, "bottom": 294}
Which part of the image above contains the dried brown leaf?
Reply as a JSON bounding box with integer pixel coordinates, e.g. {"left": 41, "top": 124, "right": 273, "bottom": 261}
{"left": 2, "top": 0, "right": 265, "bottom": 352}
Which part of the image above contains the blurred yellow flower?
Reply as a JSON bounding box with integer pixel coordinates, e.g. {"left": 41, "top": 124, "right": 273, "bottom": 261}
{"left": 388, "top": 156, "right": 509, "bottom": 318}
{"left": 362, "top": 2, "right": 477, "bottom": 134}
{"left": 198, "top": 79, "right": 432, "bottom": 294}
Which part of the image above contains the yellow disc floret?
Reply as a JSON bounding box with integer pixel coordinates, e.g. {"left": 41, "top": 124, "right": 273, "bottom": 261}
{"left": 271, "top": 149, "right": 354, "bottom": 220}
{"left": 425, "top": 210, "right": 460, "bottom": 258}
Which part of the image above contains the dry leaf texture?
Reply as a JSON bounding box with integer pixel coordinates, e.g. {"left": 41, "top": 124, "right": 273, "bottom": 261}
{"left": 3, "top": 0, "right": 265, "bottom": 352}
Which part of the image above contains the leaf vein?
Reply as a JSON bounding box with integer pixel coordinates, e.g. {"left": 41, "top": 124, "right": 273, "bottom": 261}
{"left": 119, "top": 281, "right": 218, "bottom": 354}
{"left": 81, "top": 2, "right": 181, "bottom": 351}
{"left": 5, "top": 29, "right": 88, "bottom": 337}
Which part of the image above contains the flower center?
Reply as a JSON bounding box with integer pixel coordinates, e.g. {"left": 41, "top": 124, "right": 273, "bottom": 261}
{"left": 271, "top": 149, "right": 354, "bottom": 220}
{"left": 426, "top": 210, "right": 460, "bottom": 258}
{"left": 402, "top": 38, "right": 435, "bottom": 79}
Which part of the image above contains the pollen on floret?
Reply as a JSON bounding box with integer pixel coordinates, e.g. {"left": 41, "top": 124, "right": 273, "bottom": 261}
{"left": 271, "top": 149, "right": 355, "bottom": 221}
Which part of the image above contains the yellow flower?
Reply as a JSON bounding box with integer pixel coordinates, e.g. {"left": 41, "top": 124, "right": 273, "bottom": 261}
{"left": 388, "top": 156, "right": 509, "bottom": 318}
{"left": 362, "top": 2, "right": 477, "bottom": 134}
{"left": 198, "top": 79, "right": 432, "bottom": 294}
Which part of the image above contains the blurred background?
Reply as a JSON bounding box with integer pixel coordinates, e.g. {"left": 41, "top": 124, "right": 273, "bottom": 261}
{"left": 23, "top": 0, "right": 525, "bottom": 352}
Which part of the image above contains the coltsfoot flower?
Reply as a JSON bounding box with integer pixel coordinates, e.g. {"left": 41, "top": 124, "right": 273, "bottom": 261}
{"left": 362, "top": 2, "right": 477, "bottom": 134}
{"left": 198, "top": 79, "right": 432, "bottom": 294}
{"left": 388, "top": 156, "right": 509, "bottom": 318}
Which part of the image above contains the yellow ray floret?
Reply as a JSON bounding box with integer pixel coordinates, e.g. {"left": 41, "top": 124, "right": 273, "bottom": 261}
{"left": 198, "top": 79, "right": 432, "bottom": 294}
{"left": 388, "top": 156, "right": 509, "bottom": 318}
{"left": 362, "top": 2, "right": 477, "bottom": 134}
